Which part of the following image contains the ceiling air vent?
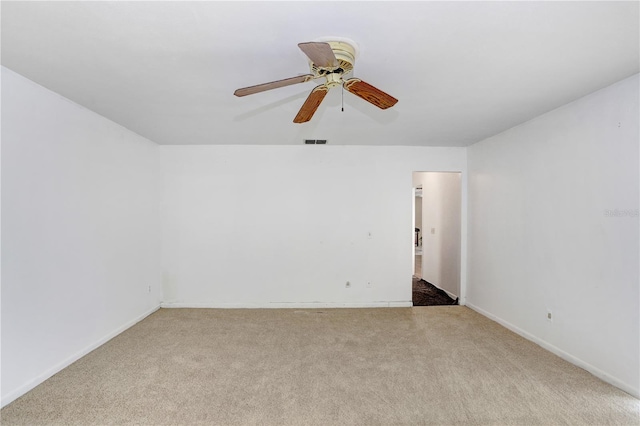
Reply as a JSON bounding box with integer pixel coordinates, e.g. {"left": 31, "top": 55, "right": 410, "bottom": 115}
{"left": 304, "top": 139, "right": 327, "bottom": 144}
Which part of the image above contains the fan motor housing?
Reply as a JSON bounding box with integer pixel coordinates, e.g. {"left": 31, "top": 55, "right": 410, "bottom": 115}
{"left": 325, "top": 73, "right": 342, "bottom": 88}
{"left": 310, "top": 40, "right": 356, "bottom": 77}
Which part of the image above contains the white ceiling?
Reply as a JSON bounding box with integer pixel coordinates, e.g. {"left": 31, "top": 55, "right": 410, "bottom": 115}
{"left": 2, "top": 1, "right": 638, "bottom": 146}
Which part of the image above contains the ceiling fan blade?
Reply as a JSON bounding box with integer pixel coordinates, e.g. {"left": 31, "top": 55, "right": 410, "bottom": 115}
{"left": 298, "top": 42, "right": 338, "bottom": 68}
{"left": 343, "top": 78, "right": 398, "bottom": 109}
{"left": 293, "top": 85, "right": 329, "bottom": 123}
{"left": 234, "top": 74, "right": 314, "bottom": 97}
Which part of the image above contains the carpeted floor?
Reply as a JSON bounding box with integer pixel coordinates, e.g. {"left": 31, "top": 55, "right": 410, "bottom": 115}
{"left": 413, "top": 276, "right": 458, "bottom": 306}
{"left": 2, "top": 307, "right": 638, "bottom": 425}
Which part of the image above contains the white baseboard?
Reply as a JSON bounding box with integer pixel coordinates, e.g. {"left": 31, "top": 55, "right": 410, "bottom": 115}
{"left": 1, "top": 305, "right": 161, "bottom": 408}
{"left": 161, "top": 301, "right": 413, "bottom": 309}
{"left": 466, "top": 302, "right": 639, "bottom": 399}
{"left": 441, "top": 288, "right": 458, "bottom": 301}
{"left": 418, "top": 280, "right": 458, "bottom": 301}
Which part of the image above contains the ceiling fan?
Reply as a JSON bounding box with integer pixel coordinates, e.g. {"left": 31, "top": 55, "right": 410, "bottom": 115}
{"left": 234, "top": 40, "right": 398, "bottom": 123}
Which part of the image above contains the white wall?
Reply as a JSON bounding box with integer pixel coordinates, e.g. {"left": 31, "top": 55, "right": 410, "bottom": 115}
{"left": 413, "top": 172, "right": 462, "bottom": 297}
{"left": 467, "top": 74, "right": 639, "bottom": 397}
{"left": 1, "top": 67, "right": 162, "bottom": 407}
{"left": 160, "top": 146, "right": 466, "bottom": 308}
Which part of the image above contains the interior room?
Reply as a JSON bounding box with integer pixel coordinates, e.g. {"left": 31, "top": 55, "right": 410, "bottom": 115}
{"left": 2, "top": 1, "right": 639, "bottom": 424}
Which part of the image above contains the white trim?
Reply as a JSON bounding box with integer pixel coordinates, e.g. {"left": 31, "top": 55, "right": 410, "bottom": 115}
{"left": 459, "top": 169, "right": 468, "bottom": 306}
{"left": 1, "top": 305, "right": 161, "bottom": 408}
{"left": 441, "top": 288, "right": 458, "bottom": 301}
{"left": 161, "top": 301, "right": 413, "bottom": 309}
{"left": 466, "top": 303, "right": 640, "bottom": 399}
{"left": 424, "top": 279, "right": 458, "bottom": 301}
{"left": 418, "top": 279, "right": 459, "bottom": 303}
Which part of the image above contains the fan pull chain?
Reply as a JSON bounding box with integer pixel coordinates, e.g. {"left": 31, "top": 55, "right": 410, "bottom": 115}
{"left": 341, "top": 84, "right": 344, "bottom": 112}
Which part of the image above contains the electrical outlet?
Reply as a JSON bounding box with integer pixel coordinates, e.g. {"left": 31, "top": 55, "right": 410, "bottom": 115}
{"left": 345, "top": 281, "right": 351, "bottom": 288}
{"left": 148, "top": 285, "right": 151, "bottom": 293}
{"left": 546, "top": 309, "right": 553, "bottom": 322}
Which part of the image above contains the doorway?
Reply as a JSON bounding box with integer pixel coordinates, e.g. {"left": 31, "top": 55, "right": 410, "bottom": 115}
{"left": 414, "top": 185, "right": 423, "bottom": 278}
{"left": 412, "top": 172, "right": 462, "bottom": 306}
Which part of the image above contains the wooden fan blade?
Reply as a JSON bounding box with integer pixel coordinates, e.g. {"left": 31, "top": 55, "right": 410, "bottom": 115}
{"left": 293, "top": 85, "right": 329, "bottom": 123}
{"left": 343, "top": 78, "right": 398, "bottom": 109}
{"left": 234, "top": 74, "right": 314, "bottom": 97}
{"left": 298, "top": 42, "right": 338, "bottom": 68}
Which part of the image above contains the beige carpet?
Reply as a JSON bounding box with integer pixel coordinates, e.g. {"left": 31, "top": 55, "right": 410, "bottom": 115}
{"left": 2, "top": 307, "right": 638, "bottom": 425}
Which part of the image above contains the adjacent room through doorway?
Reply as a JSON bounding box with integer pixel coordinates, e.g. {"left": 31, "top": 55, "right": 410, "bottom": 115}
{"left": 412, "top": 172, "right": 462, "bottom": 306}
